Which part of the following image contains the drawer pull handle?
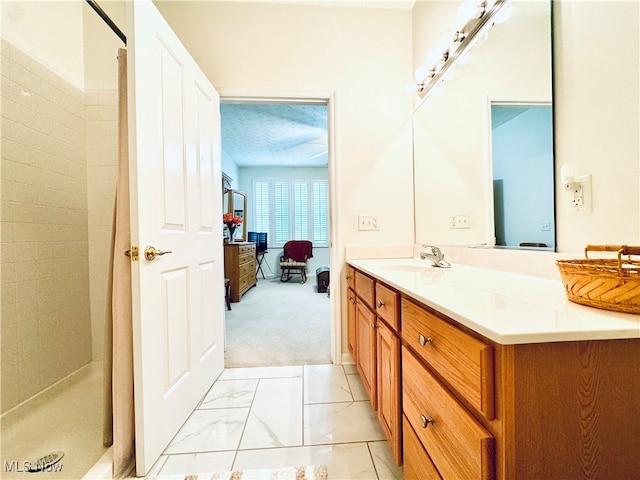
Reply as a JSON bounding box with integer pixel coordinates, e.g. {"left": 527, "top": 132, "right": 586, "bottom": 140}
{"left": 349, "top": 296, "right": 355, "bottom": 304}
{"left": 376, "top": 300, "right": 385, "bottom": 308}
{"left": 418, "top": 334, "right": 433, "bottom": 346}
{"left": 371, "top": 322, "right": 377, "bottom": 329}
{"left": 420, "top": 415, "right": 434, "bottom": 428}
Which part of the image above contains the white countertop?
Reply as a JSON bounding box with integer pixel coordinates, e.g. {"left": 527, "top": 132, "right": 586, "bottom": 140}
{"left": 347, "top": 257, "right": 640, "bottom": 345}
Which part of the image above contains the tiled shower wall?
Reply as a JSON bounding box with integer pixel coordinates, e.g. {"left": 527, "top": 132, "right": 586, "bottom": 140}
{"left": 85, "top": 89, "right": 117, "bottom": 362}
{"left": 1, "top": 39, "right": 93, "bottom": 413}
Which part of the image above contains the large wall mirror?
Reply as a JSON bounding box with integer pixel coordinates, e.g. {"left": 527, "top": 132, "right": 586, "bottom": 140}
{"left": 223, "top": 188, "right": 247, "bottom": 241}
{"left": 413, "top": 0, "right": 554, "bottom": 250}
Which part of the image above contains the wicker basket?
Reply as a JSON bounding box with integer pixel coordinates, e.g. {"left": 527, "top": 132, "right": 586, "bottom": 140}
{"left": 556, "top": 245, "right": 640, "bottom": 314}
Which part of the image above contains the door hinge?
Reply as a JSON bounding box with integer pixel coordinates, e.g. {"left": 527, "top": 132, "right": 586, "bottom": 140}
{"left": 125, "top": 246, "right": 139, "bottom": 261}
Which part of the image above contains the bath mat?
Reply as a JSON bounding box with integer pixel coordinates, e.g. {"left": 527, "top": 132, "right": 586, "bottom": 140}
{"left": 152, "top": 464, "right": 328, "bottom": 480}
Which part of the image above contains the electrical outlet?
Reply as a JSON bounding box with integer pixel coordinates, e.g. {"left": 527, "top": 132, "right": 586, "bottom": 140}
{"left": 564, "top": 181, "right": 584, "bottom": 206}
{"left": 449, "top": 213, "right": 470, "bottom": 229}
{"left": 568, "top": 174, "right": 593, "bottom": 215}
{"left": 358, "top": 215, "right": 380, "bottom": 231}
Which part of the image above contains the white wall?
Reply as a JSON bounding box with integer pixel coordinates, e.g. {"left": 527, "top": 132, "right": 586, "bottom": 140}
{"left": 154, "top": 1, "right": 414, "bottom": 246}
{"left": 553, "top": 0, "right": 639, "bottom": 252}
{"left": 1, "top": 0, "right": 86, "bottom": 89}
{"left": 155, "top": 0, "right": 414, "bottom": 354}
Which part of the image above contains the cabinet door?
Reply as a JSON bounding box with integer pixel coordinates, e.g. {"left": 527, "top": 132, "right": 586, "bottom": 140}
{"left": 347, "top": 287, "right": 357, "bottom": 358}
{"left": 377, "top": 320, "right": 401, "bottom": 465}
{"left": 355, "top": 300, "right": 377, "bottom": 409}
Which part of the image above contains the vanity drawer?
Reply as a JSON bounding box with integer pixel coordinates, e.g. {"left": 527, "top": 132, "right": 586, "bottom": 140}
{"left": 355, "top": 270, "right": 375, "bottom": 308}
{"left": 346, "top": 265, "right": 355, "bottom": 290}
{"left": 375, "top": 282, "right": 399, "bottom": 331}
{"left": 403, "top": 416, "right": 442, "bottom": 479}
{"left": 402, "top": 347, "right": 494, "bottom": 480}
{"left": 401, "top": 298, "right": 494, "bottom": 419}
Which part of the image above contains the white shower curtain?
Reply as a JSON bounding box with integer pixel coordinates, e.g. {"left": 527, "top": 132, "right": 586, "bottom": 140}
{"left": 103, "top": 48, "right": 135, "bottom": 478}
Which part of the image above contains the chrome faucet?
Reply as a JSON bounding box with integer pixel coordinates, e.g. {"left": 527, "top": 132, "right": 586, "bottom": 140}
{"left": 419, "top": 245, "right": 451, "bottom": 268}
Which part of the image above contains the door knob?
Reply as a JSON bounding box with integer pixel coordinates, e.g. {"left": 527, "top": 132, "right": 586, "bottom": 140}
{"left": 144, "top": 246, "right": 173, "bottom": 261}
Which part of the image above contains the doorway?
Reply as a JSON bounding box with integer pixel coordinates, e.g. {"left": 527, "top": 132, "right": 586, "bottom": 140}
{"left": 219, "top": 96, "right": 337, "bottom": 367}
{"left": 490, "top": 103, "right": 555, "bottom": 249}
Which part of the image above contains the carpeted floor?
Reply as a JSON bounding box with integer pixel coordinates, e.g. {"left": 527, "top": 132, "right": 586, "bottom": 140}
{"left": 224, "top": 276, "right": 331, "bottom": 367}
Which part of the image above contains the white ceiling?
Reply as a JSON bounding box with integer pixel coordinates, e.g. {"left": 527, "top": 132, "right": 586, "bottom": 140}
{"left": 220, "top": 102, "right": 329, "bottom": 168}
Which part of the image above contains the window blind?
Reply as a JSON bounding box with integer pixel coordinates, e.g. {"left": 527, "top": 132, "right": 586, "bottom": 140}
{"left": 254, "top": 178, "right": 329, "bottom": 247}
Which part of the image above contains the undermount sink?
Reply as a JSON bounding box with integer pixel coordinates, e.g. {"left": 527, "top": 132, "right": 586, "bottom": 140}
{"left": 377, "top": 261, "right": 447, "bottom": 284}
{"left": 380, "top": 263, "right": 432, "bottom": 273}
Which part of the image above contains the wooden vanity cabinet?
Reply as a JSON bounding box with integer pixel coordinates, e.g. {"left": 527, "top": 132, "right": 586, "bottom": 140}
{"left": 494, "top": 339, "right": 640, "bottom": 479}
{"left": 401, "top": 295, "right": 640, "bottom": 480}
{"left": 350, "top": 268, "right": 402, "bottom": 465}
{"left": 348, "top": 264, "right": 640, "bottom": 479}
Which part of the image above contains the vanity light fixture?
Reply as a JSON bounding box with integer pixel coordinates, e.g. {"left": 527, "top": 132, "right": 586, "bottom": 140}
{"left": 407, "top": 0, "right": 511, "bottom": 100}
{"left": 453, "top": 29, "right": 467, "bottom": 43}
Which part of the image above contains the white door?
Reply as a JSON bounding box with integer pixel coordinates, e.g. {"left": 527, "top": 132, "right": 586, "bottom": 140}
{"left": 127, "top": 1, "right": 224, "bottom": 475}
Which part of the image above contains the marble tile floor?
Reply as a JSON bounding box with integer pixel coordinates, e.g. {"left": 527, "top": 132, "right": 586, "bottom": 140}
{"left": 145, "top": 364, "right": 403, "bottom": 480}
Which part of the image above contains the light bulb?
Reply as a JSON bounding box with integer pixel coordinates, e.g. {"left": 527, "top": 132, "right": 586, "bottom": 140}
{"left": 425, "top": 48, "right": 441, "bottom": 68}
{"left": 439, "top": 27, "right": 455, "bottom": 49}
{"left": 474, "top": 31, "right": 489, "bottom": 47}
{"left": 494, "top": 3, "right": 513, "bottom": 23}
{"left": 405, "top": 82, "right": 418, "bottom": 95}
{"left": 457, "top": 0, "right": 479, "bottom": 24}
{"left": 414, "top": 65, "right": 429, "bottom": 82}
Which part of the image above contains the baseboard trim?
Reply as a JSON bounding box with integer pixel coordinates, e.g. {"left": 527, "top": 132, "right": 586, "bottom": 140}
{"left": 341, "top": 352, "right": 355, "bottom": 365}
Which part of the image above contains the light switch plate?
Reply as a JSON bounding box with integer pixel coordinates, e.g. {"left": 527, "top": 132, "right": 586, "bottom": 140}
{"left": 358, "top": 215, "right": 380, "bottom": 231}
{"left": 449, "top": 213, "right": 470, "bottom": 229}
